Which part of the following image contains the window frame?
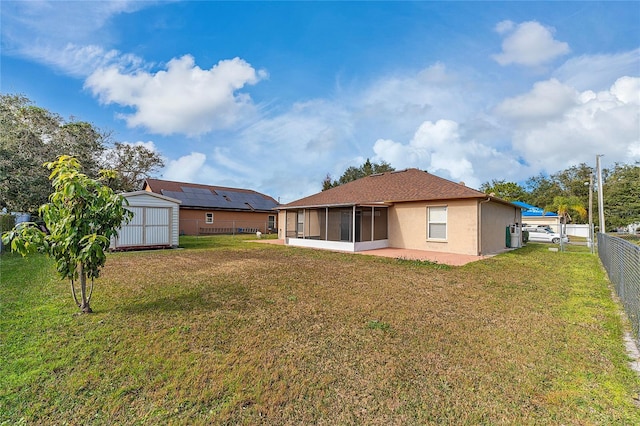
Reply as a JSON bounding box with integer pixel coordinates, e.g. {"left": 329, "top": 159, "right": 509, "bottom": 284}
{"left": 205, "top": 212, "right": 214, "bottom": 224}
{"left": 427, "top": 205, "right": 447, "bottom": 241}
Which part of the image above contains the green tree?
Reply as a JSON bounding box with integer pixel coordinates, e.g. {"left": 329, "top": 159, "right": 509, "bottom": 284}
{"left": 525, "top": 173, "right": 563, "bottom": 208}
{"left": 323, "top": 159, "right": 395, "bottom": 190}
{"left": 551, "top": 163, "right": 593, "bottom": 199}
{"left": 2, "top": 156, "right": 133, "bottom": 313}
{"left": 479, "top": 179, "right": 527, "bottom": 201}
{"left": 1, "top": 93, "right": 164, "bottom": 212}
{"left": 102, "top": 142, "right": 165, "bottom": 192}
{"left": 544, "top": 195, "right": 587, "bottom": 234}
{"left": 321, "top": 173, "right": 334, "bottom": 191}
{"left": 602, "top": 162, "right": 640, "bottom": 229}
{"left": 0, "top": 94, "right": 106, "bottom": 213}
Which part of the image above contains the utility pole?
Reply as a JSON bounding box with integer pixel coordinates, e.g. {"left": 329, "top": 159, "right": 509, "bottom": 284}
{"left": 596, "top": 154, "right": 605, "bottom": 234}
{"left": 588, "top": 173, "right": 594, "bottom": 254}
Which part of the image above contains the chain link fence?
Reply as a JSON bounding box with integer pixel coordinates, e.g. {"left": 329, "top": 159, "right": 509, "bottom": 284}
{"left": 597, "top": 233, "right": 640, "bottom": 345}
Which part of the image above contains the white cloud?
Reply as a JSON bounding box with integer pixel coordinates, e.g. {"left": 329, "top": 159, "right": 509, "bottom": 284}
{"left": 496, "top": 77, "right": 640, "bottom": 172}
{"left": 152, "top": 57, "right": 637, "bottom": 200}
{"left": 1, "top": 1, "right": 148, "bottom": 77}
{"left": 610, "top": 76, "right": 640, "bottom": 104}
{"left": 553, "top": 49, "right": 640, "bottom": 91}
{"left": 494, "top": 79, "right": 580, "bottom": 123}
{"left": 493, "top": 20, "right": 570, "bottom": 67}
{"left": 355, "top": 63, "right": 472, "bottom": 130}
{"left": 162, "top": 152, "right": 209, "bottom": 183}
{"left": 372, "top": 119, "right": 514, "bottom": 189}
{"left": 224, "top": 63, "right": 490, "bottom": 197}
{"left": 85, "top": 55, "right": 267, "bottom": 136}
{"left": 197, "top": 63, "right": 512, "bottom": 197}
{"left": 494, "top": 20, "right": 515, "bottom": 35}
{"left": 127, "top": 140, "right": 159, "bottom": 152}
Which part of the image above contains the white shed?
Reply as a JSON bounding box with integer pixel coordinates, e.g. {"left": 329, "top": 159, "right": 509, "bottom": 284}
{"left": 110, "top": 191, "right": 181, "bottom": 250}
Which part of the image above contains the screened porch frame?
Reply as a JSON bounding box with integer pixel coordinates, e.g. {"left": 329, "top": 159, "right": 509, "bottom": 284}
{"left": 283, "top": 204, "right": 389, "bottom": 252}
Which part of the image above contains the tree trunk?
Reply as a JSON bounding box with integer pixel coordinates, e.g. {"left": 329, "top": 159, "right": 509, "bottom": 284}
{"left": 78, "top": 263, "right": 93, "bottom": 313}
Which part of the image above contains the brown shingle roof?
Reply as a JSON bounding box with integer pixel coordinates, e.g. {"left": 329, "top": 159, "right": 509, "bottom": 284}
{"left": 280, "top": 168, "right": 494, "bottom": 208}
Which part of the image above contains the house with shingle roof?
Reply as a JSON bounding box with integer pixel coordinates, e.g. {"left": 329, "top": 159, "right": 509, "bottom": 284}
{"left": 143, "top": 178, "right": 279, "bottom": 236}
{"left": 277, "top": 168, "right": 522, "bottom": 256}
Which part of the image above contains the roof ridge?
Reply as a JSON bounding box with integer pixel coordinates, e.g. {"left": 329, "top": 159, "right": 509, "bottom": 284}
{"left": 281, "top": 167, "right": 492, "bottom": 208}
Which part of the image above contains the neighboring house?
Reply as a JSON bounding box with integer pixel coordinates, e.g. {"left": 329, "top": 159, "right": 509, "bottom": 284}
{"left": 143, "top": 178, "right": 279, "bottom": 236}
{"left": 111, "top": 191, "right": 181, "bottom": 250}
{"left": 512, "top": 201, "right": 561, "bottom": 233}
{"left": 277, "top": 168, "right": 522, "bottom": 256}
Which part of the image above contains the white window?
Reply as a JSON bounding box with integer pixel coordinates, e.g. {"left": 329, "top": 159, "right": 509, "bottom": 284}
{"left": 427, "top": 206, "right": 447, "bottom": 240}
{"left": 205, "top": 212, "right": 214, "bottom": 224}
{"left": 268, "top": 215, "right": 276, "bottom": 231}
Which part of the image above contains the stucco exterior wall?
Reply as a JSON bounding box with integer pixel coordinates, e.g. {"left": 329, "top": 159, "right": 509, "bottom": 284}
{"left": 388, "top": 200, "right": 480, "bottom": 255}
{"left": 279, "top": 200, "right": 519, "bottom": 256}
{"left": 479, "top": 201, "right": 522, "bottom": 255}
{"left": 179, "top": 209, "right": 276, "bottom": 235}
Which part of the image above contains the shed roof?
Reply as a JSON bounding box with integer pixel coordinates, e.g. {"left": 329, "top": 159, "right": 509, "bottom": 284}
{"left": 280, "top": 168, "right": 512, "bottom": 209}
{"left": 121, "top": 190, "right": 182, "bottom": 205}
{"left": 144, "top": 178, "right": 278, "bottom": 212}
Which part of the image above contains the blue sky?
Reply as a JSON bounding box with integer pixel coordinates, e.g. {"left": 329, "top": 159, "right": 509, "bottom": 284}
{"left": 1, "top": 1, "right": 639, "bottom": 202}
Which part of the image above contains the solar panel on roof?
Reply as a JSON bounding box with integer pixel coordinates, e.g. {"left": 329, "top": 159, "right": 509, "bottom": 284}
{"left": 181, "top": 186, "right": 211, "bottom": 195}
{"left": 161, "top": 188, "right": 276, "bottom": 210}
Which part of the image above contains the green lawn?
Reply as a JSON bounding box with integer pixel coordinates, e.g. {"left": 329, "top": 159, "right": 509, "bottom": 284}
{"left": 1, "top": 236, "right": 639, "bottom": 424}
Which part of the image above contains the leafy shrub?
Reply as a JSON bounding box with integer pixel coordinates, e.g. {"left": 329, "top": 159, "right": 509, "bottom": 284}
{"left": 0, "top": 215, "right": 16, "bottom": 253}
{"left": 0, "top": 214, "right": 15, "bottom": 233}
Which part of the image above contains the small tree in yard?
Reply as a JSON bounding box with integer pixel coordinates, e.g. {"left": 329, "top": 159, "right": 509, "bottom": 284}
{"left": 1, "top": 156, "right": 132, "bottom": 313}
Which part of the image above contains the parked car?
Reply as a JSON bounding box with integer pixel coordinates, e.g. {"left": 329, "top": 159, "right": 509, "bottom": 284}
{"left": 524, "top": 227, "right": 569, "bottom": 244}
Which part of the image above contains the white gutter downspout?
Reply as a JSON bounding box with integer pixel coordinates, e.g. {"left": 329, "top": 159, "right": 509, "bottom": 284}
{"left": 478, "top": 197, "right": 491, "bottom": 256}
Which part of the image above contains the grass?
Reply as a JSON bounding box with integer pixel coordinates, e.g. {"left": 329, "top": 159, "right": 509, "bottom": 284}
{"left": 1, "top": 236, "right": 639, "bottom": 424}
{"left": 616, "top": 233, "right": 640, "bottom": 246}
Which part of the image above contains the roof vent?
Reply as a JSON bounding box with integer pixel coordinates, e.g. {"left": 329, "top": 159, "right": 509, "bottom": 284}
{"left": 459, "top": 181, "right": 465, "bottom": 186}
{"left": 391, "top": 169, "right": 408, "bottom": 174}
{"left": 370, "top": 173, "right": 383, "bottom": 177}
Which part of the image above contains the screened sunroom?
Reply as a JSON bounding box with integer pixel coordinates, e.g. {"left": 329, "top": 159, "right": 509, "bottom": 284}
{"left": 281, "top": 205, "right": 389, "bottom": 252}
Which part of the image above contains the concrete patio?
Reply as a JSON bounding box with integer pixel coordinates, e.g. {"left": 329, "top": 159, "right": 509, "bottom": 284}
{"left": 250, "top": 238, "right": 492, "bottom": 266}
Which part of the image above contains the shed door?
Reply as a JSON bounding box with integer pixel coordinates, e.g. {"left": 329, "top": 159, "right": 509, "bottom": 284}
{"left": 118, "top": 207, "right": 144, "bottom": 246}
{"left": 144, "top": 207, "right": 170, "bottom": 245}
{"left": 118, "top": 207, "right": 170, "bottom": 247}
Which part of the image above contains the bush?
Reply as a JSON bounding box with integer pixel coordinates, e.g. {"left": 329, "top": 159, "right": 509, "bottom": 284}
{"left": 0, "top": 214, "right": 16, "bottom": 254}
{"left": 0, "top": 214, "right": 16, "bottom": 233}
